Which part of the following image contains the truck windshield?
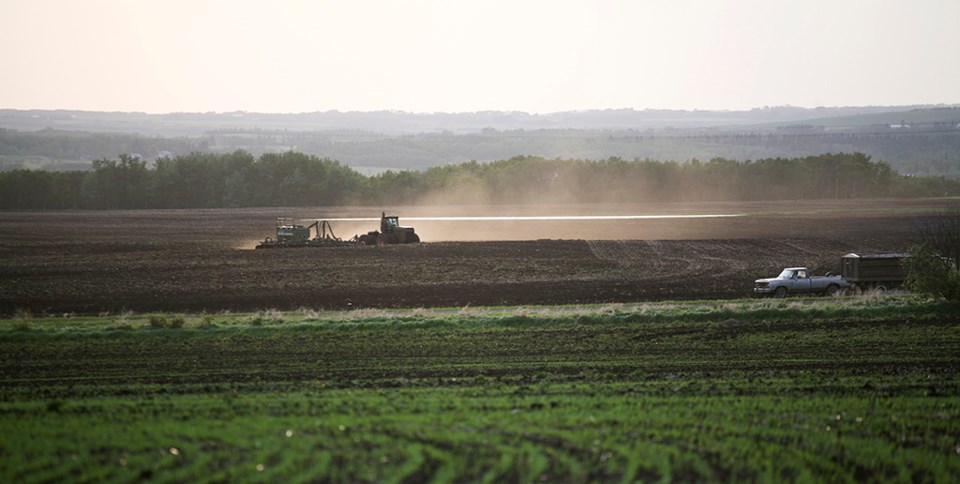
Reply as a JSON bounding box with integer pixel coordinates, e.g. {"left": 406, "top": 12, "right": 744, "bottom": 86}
{"left": 778, "top": 269, "right": 795, "bottom": 279}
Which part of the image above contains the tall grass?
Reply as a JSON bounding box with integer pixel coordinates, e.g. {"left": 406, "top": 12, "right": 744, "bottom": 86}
{"left": 1, "top": 295, "right": 955, "bottom": 335}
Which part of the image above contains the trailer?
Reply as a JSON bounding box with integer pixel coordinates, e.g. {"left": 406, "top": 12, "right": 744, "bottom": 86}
{"left": 840, "top": 252, "right": 910, "bottom": 292}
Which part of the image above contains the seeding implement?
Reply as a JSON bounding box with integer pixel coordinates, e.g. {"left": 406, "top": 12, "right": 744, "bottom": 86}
{"left": 255, "top": 218, "right": 352, "bottom": 249}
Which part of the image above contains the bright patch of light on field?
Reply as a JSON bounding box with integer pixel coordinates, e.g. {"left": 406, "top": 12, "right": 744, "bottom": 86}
{"left": 319, "top": 214, "right": 746, "bottom": 222}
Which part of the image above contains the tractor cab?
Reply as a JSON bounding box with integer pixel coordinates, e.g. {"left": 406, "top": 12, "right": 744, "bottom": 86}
{"left": 381, "top": 214, "right": 400, "bottom": 232}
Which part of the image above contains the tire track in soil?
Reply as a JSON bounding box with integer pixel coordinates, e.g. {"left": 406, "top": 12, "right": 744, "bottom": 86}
{"left": 586, "top": 238, "right": 876, "bottom": 298}
{"left": 587, "top": 239, "right": 744, "bottom": 281}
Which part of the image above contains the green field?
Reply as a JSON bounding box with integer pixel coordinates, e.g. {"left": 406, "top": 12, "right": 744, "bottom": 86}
{"left": 2, "top": 297, "right": 959, "bottom": 482}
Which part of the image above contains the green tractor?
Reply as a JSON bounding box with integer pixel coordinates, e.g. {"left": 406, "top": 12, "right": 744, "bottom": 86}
{"left": 357, "top": 212, "right": 420, "bottom": 245}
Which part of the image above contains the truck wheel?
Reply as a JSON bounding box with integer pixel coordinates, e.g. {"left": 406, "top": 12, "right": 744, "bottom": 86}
{"left": 774, "top": 286, "right": 788, "bottom": 298}
{"left": 826, "top": 284, "right": 840, "bottom": 296}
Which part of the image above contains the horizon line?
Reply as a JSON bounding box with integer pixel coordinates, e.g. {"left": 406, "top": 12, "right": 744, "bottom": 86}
{"left": 2, "top": 103, "right": 959, "bottom": 117}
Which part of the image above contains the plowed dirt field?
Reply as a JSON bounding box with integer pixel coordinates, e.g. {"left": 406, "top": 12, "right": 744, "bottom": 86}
{"left": 2, "top": 198, "right": 956, "bottom": 313}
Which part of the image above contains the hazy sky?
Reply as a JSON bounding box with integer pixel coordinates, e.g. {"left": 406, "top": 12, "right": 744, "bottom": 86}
{"left": 2, "top": 0, "right": 958, "bottom": 114}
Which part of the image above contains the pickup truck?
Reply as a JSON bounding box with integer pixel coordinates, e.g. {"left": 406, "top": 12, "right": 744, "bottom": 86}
{"left": 754, "top": 267, "right": 851, "bottom": 297}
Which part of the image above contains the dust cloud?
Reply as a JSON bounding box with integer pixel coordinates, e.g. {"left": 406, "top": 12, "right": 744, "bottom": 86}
{"left": 303, "top": 202, "right": 756, "bottom": 242}
{"left": 234, "top": 238, "right": 266, "bottom": 250}
{"left": 238, "top": 197, "right": 949, "bottom": 247}
{"left": 321, "top": 214, "right": 742, "bottom": 242}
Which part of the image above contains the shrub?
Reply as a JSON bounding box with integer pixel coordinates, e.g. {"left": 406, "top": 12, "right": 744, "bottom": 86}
{"left": 903, "top": 244, "right": 960, "bottom": 300}
{"left": 199, "top": 314, "right": 215, "bottom": 328}
{"left": 147, "top": 315, "right": 186, "bottom": 329}
{"left": 13, "top": 309, "right": 32, "bottom": 330}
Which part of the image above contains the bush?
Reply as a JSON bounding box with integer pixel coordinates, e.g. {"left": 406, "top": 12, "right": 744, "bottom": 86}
{"left": 148, "top": 316, "right": 168, "bottom": 328}
{"left": 199, "top": 314, "right": 215, "bottom": 328}
{"left": 903, "top": 244, "right": 960, "bottom": 300}
{"left": 147, "top": 315, "right": 185, "bottom": 329}
{"left": 13, "top": 309, "right": 32, "bottom": 330}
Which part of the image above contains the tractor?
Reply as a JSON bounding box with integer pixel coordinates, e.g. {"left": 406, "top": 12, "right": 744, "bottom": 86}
{"left": 356, "top": 212, "right": 420, "bottom": 245}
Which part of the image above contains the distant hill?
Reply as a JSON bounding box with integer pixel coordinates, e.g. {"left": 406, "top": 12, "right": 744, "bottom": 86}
{"left": 0, "top": 106, "right": 947, "bottom": 136}
{"left": 747, "top": 106, "right": 960, "bottom": 130}
{"left": 1, "top": 106, "right": 959, "bottom": 177}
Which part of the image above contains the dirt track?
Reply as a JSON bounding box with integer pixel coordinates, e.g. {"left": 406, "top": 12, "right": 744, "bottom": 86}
{"left": 1, "top": 199, "right": 956, "bottom": 313}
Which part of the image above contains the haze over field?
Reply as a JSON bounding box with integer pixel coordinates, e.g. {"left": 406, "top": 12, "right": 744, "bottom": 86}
{"left": 2, "top": 0, "right": 958, "bottom": 114}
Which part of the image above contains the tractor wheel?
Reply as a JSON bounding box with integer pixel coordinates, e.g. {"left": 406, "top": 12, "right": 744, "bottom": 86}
{"left": 826, "top": 284, "right": 841, "bottom": 297}
{"left": 409, "top": 233, "right": 420, "bottom": 243}
{"left": 377, "top": 234, "right": 386, "bottom": 246}
{"left": 774, "top": 286, "right": 788, "bottom": 298}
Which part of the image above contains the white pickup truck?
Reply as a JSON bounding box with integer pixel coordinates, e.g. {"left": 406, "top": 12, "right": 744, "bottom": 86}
{"left": 754, "top": 267, "right": 851, "bottom": 297}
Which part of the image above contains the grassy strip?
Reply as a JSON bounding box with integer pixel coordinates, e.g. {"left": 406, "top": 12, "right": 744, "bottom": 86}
{"left": 3, "top": 295, "right": 958, "bottom": 334}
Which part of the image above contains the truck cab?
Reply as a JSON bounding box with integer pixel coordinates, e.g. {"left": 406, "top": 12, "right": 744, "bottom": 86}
{"left": 776, "top": 268, "right": 812, "bottom": 291}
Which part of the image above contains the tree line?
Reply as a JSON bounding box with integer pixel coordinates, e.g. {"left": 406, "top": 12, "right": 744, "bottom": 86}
{"left": 0, "top": 127, "right": 207, "bottom": 166}
{"left": 4, "top": 126, "right": 960, "bottom": 178}
{"left": 145, "top": 129, "right": 960, "bottom": 176}
{"left": 1, "top": 151, "right": 958, "bottom": 210}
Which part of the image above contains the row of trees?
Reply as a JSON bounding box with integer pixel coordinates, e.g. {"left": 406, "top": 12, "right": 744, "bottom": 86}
{"left": 208, "top": 129, "right": 960, "bottom": 176}
{"left": 0, "top": 127, "right": 207, "bottom": 164}
{"left": 0, "top": 151, "right": 365, "bottom": 210}
{"left": 1, "top": 151, "right": 958, "bottom": 210}
{"left": 4, "top": 126, "right": 960, "bottom": 176}
{"left": 376, "top": 153, "right": 959, "bottom": 205}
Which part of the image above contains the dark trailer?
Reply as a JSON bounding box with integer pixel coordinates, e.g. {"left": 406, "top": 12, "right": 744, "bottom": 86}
{"left": 840, "top": 252, "right": 910, "bottom": 291}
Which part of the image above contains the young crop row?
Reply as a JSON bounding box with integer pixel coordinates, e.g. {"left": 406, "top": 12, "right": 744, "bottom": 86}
{"left": 1, "top": 382, "right": 957, "bottom": 482}
{"left": 0, "top": 296, "right": 957, "bottom": 481}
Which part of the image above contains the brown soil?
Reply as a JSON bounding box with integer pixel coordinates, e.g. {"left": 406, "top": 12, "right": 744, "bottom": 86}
{"left": 1, "top": 199, "right": 955, "bottom": 314}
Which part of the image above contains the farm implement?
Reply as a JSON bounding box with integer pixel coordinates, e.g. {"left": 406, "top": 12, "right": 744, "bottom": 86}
{"left": 255, "top": 218, "right": 352, "bottom": 249}
{"left": 255, "top": 213, "right": 419, "bottom": 249}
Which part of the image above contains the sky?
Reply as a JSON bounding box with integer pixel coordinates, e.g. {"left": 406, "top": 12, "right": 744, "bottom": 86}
{"left": 1, "top": 0, "right": 958, "bottom": 114}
